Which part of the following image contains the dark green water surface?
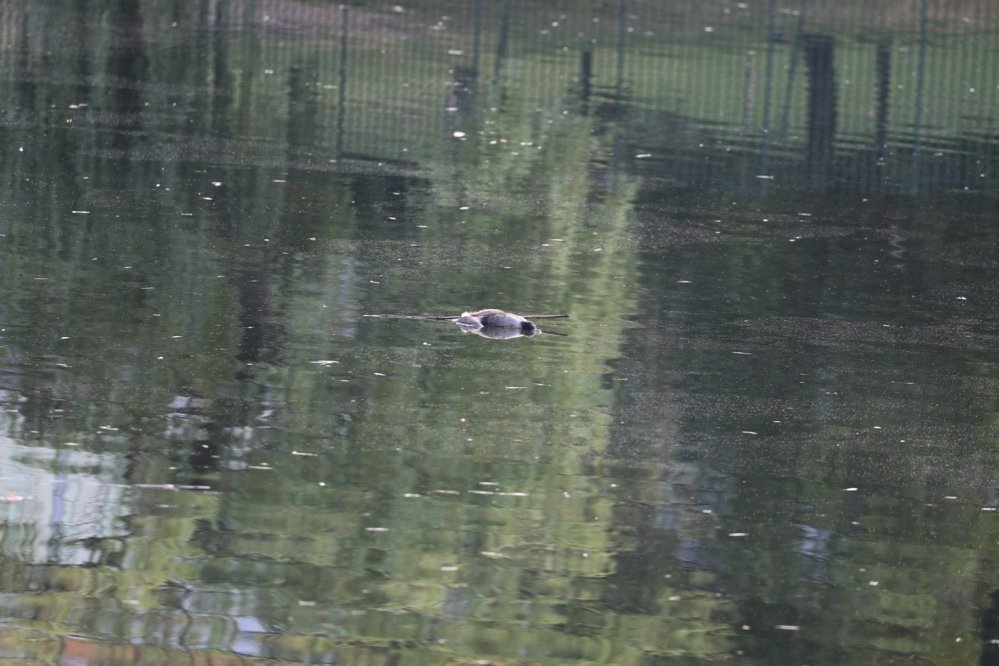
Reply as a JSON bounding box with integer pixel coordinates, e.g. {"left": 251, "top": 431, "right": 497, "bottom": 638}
{"left": 0, "top": 2, "right": 997, "bottom": 664}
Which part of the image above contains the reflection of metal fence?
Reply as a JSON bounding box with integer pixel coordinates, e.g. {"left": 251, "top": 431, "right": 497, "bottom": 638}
{"left": 2, "top": 1, "right": 995, "bottom": 192}
{"left": 269, "top": 0, "right": 998, "bottom": 193}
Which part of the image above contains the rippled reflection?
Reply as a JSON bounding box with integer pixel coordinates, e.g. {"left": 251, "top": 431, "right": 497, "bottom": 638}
{"left": 1, "top": 1, "right": 997, "bottom": 664}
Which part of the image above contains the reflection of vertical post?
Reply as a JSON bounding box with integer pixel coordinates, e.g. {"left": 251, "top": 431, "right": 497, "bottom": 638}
{"left": 874, "top": 42, "right": 890, "bottom": 164}
{"left": 16, "top": 11, "right": 36, "bottom": 109}
{"left": 473, "top": 0, "right": 482, "bottom": 76}
{"left": 456, "top": 0, "right": 482, "bottom": 122}
{"left": 288, "top": 60, "right": 319, "bottom": 151}
{"left": 109, "top": 0, "right": 148, "bottom": 154}
{"left": 803, "top": 34, "right": 836, "bottom": 183}
{"left": 778, "top": 0, "right": 808, "bottom": 139}
{"left": 615, "top": 0, "right": 627, "bottom": 103}
{"left": 910, "top": 0, "right": 928, "bottom": 192}
{"left": 742, "top": 52, "right": 755, "bottom": 135}
{"left": 493, "top": 0, "right": 511, "bottom": 81}
{"left": 452, "top": 66, "right": 478, "bottom": 120}
{"left": 336, "top": 5, "right": 349, "bottom": 159}
{"left": 611, "top": 0, "right": 628, "bottom": 169}
{"left": 580, "top": 50, "right": 592, "bottom": 113}
{"left": 73, "top": 0, "right": 92, "bottom": 102}
{"left": 210, "top": 2, "right": 233, "bottom": 135}
{"left": 761, "top": 0, "right": 776, "bottom": 136}
{"left": 758, "top": 0, "right": 777, "bottom": 189}
{"left": 982, "top": 590, "right": 999, "bottom": 666}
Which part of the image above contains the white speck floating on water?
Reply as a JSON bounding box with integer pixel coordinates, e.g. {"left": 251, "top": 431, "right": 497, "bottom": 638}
{"left": 775, "top": 625, "right": 800, "bottom": 632}
{"left": 452, "top": 130, "right": 466, "bottom": 138}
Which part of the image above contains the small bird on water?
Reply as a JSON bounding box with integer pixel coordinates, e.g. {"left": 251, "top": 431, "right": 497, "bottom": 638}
{"left": 456, "top": 309, "right": 539, "bottom": 334}
{"left": 362, "top": 308, "right": 568, "bottom": 338}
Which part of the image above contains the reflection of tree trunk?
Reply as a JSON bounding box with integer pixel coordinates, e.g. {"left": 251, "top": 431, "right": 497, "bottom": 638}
{"left": 803, "top": 34, "right": 836, "bottom": 183}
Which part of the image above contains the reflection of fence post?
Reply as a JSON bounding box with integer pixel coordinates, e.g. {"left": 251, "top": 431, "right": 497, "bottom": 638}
{"left": 109, "top": 0, "right": 148, "bottom": 155}
{"left": 875, "top": 42, "right": 890, "bottom": 166}
{"left": 451, "top": 66, "right": 479, "bottom": 120}
{"left": 742, "top": 52, "right": 755, "bottom": 135}
{"left": 778, "top": 0, "right": 809, "bottom": 140}
{"left": 609, "top": 0, "right": 627, "bottom": 172}
{"left": 336, "top": 5, "right": 349, "bottom": 160}
{"left": 473, "top": 0, "right": 482, "bottom": 76}
{"left": 803, "top": 34, "right": 836, "bottom": 184}
{"left": 580, "top": 50, "right": 592, "bottom": 113}
{"left": 493, "top": 0, "right": 511, "bottom": 81}
{"left": 761, "top": 0, "right": 776, "bottom": 136}
{"left": 758, "top": 0, "right": 777, "bottom": 191}
{"left": 910, "top": 0, "right": 928, "bottom": 193}
{"left": 615, "top": 0, "right": 627, "bottom": 102}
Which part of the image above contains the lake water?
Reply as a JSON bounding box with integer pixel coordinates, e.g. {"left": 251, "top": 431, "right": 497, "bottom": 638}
{"left": 1, "top": 1, "right": 997, "bottom": 664}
